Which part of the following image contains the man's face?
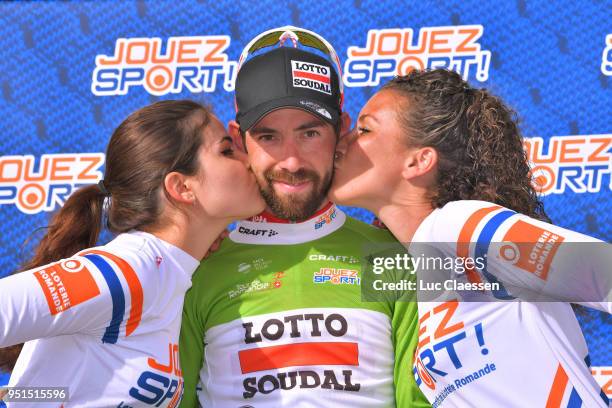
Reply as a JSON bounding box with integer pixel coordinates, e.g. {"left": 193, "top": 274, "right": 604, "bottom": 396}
{"left": 244, "top": 108, "right": 337, "bottom": 221}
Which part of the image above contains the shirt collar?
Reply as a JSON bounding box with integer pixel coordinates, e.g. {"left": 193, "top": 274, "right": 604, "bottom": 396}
{"left": 230, "top": 202, "right": 346, "bottom": 245}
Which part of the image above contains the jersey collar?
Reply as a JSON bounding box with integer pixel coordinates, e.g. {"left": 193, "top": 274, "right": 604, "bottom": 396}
{"left": 230, "top": 202, "right": 346, "bottom": 245}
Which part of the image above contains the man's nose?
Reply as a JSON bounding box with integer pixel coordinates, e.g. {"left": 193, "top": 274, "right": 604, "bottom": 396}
{"left": 277, "top": 139, "right": 305, "bottom": 173}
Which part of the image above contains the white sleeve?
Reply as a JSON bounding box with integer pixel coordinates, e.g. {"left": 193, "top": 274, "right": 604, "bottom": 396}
{"left": 0, "top": 255, "right": 123, "bottom": 347}
{"left": 485, "top": 213, "right": 611, "bottom": 313}
{"left": 431, "top": 201, "right": 611, "bottom": 312}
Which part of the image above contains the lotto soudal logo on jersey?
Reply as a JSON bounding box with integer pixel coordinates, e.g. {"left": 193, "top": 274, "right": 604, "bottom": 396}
{"left": 314, "top": 268, "right": 361, "bottom": 285}
{"left": 601, "top": 34, "right": 612, "bottom": 75}
{"left": 344, "top": 25, "right": 491, "bottom": 87}
{"left": 240, "top": 313, "right": 360, "bottom": 398}
{"left": 499, "top": 220, "right": 564, "bottom": 281}
{"left": 315, "top": 207, "right": 337, "bottom": 229}
{"left": 524, "top": 134, "right": 611, "bottom": 195}
{"left": 0, "top": 153, "right": 104, "bottom": 214}
{"left": 291, "top": 60, "right": 332, "bottom": 95}
{"left": 33, "top": 258, "right": 101, "bottom": 315}
{"left": 92, "top": 36, "right": 237, "bottom": 96}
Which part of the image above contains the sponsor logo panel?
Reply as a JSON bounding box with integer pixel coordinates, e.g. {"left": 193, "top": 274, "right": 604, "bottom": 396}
{"left": 524, "top": 135, "right": 611, "bottom": 196}
{"left": 0, "top": 154, "right": 104, "bottom": 214}
{"left": 499, "top": 220, "right": 564, "bottom": 281}
{"left": 92, "top": 36, "right": 237, "bottom": 96}
{"left": 33, "top": 258, "right": 101, "bottom": 314}
{"left": 291, "top": 60, "right": 332, "bottom": 95}
{"left": 344, "top": 25, "right": 491, "bottom": 87}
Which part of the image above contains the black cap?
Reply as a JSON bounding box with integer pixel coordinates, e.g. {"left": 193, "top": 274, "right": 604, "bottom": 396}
{"left": 235, "top": 47, "right": 342, "bottom": 131}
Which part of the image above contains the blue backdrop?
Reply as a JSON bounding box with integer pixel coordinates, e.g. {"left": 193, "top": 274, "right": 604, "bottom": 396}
{"left": 0, "top": 0, "right": 610, "bottom": 395}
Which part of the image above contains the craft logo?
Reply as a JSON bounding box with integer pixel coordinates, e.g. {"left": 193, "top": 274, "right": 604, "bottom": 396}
{"left": 238, "top": 226, "right": 279, "bottom": 237}
{"left": 308, "top": 254, "right": 360, "bottom": 264}
{"left": 344, "top": 25, "right": 491, "bottom": 87}
{"left": 601, "top": 34, "right": 612, "bottom": 76}
{"left": 0, "top": 153, "right": 105, "bottom": 214}
{"left": 524, "top": 134, "right": 611, "bottom": 195}
{"left": 92, "top": 36, "right": 237, "bottom": 96}
{"left": 291, "top": 60, "right": 332, "bottom": 95}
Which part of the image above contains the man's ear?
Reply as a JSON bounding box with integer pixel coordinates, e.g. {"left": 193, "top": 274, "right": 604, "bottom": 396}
{"left": 164, "top": 172, "right": 195, "bottom": 205}
{"left": 339, "top": 112, "right": 351, "bottom": 134}
{"left": 228, "top": 120, "right": 246, "bottom": 152}
{"left": 401, "top": 147, "right": 438, "bottom": 180}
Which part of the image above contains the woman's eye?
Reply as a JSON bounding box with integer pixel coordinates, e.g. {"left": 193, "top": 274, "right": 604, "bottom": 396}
{"left": 357, "top": 127, "right": 370, "bottom": 135}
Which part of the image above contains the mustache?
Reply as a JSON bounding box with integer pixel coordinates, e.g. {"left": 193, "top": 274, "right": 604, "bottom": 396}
{"left": 265, "top": 169, "right": 320, "bottom": 185}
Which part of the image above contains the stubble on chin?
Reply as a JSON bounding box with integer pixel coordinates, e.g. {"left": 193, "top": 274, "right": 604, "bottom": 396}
{"left": 258, "top": 168, "right": 333, "bottom": 222}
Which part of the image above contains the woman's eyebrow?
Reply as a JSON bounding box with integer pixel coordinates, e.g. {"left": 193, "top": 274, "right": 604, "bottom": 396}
{"left": 358, "top": 113, "right": 379, "bottom": 123}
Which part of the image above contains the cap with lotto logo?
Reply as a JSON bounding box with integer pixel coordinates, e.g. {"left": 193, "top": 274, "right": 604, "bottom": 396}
{"left": 235, "top": 47, "right": 342, "bottom": 131}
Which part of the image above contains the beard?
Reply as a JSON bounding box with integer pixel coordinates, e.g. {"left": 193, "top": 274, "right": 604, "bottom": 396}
{"left": 256, "top": 167, "right": 333, "bottom": 222}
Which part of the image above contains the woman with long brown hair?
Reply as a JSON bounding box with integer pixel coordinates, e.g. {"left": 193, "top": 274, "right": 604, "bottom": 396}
{"left": 0, "top": 100, "right": 264, "bottom": 407}
{"left": 331, "top": 70, "right": 610, "bottom": 407}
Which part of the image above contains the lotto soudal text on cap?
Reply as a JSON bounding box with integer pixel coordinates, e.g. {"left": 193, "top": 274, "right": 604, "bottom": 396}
{"left": 235, "top": 47, "right": 342, "bottom": 131}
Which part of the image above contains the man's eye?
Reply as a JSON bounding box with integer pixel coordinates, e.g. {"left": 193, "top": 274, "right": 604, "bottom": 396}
{"left": 221, "top": 148, "right": 234, "bottom": 156}
{"left": 304, "top": 130, "right": 320, "bottom": 138}
{"left": 258, "top": 134, "right": 276, "bottom": 142}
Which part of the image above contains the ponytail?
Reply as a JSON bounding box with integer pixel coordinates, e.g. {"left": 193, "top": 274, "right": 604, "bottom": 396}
{"left": 0, "top": 184, "right": 105, "bottom": 372}
{"left": 382, "top": 69, "right": 550, "bottom": 222}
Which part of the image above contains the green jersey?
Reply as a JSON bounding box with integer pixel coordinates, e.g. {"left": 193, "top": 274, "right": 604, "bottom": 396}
{"left": 179, "top": 204, "right": 428, "bottom": 407}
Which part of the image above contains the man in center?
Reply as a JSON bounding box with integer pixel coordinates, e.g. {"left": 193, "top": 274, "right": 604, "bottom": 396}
{"left": 179, "top": 31, "right": 427, "bottom": 407}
